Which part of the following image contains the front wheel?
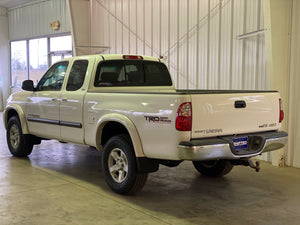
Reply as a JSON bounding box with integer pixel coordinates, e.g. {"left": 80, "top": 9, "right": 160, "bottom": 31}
{"left": 7, "top": 116, "right": 33, "bottom": 157}
{"left": 192, "top": 160, "right": 233, "bottom": 177}
{"left": 102, "top": 135, "right": 148, "bottom": 195}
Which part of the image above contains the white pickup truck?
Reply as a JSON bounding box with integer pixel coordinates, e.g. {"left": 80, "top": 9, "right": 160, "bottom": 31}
{"left": 4, "top": 54, "right": 288, "bottom": 194}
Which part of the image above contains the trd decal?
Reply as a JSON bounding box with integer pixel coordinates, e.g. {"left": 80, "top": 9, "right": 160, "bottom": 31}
{"left": 144, "top": 116, "right": 171, "bottom": 124}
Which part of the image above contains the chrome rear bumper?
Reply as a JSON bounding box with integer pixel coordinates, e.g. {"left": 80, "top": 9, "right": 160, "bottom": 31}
{"left": 178, "top": 131, "right": 288, "bottom": 161}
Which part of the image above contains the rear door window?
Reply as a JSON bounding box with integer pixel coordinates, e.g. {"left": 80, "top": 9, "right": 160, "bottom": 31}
{"left": 66, "top": 60, "right": 88, "bottom": 91}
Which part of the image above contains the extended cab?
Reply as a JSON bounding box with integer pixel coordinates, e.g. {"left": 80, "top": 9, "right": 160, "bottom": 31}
{"left": 4, "top": 54, "right": 288, "bottom": 194}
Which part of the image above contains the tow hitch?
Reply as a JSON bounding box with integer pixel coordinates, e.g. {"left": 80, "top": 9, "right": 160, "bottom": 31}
{"left": 231, "top": 159, "right": 260, "bottom": 172}
{"left": 247, "top": 159, "right": 260, "bottom": 172}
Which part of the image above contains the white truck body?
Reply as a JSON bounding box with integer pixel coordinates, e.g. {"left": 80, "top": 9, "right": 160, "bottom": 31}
{"left": 4, "top": 54, "right": 288, "bottom": 194}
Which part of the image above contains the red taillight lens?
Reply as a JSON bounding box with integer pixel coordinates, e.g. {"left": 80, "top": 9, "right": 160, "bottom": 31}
{"left": 123, "top": 55, "right": 143, "bottom": 60}
{"left": 279, "top": 98, "right": 284, "bottom": 123}
{"left": 176, "top": 102, "right": 192, "bottom": 131}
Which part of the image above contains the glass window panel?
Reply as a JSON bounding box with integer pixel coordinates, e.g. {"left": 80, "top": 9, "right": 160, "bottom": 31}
{"left": 11, "top": 41, "right": 27, "bottom": 87}
{"left": 29, "top": 38, "right": 48, "bottom": 85}
{"left": 51, "top": 55, "right": 62, "bottom": 64}
{"left": 64, "top": 54, "right": 72, "bottom": 59}
{"left": 94, "top": 60, "right": 172, "bottom": 87}
{"left": 144, "top": 61, "right": 173, "bottom": 86}
{"left": 66, "top": 60, "right": 89, "bottom": 91}
{"left": 50, "top": 35, "right": 72, "bottom": 52}
{"left": 37, "top": 61, "right": 69, "bottom": 91}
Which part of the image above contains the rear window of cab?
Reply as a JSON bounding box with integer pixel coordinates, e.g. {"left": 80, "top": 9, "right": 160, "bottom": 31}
{"left": 94, "top": 60, "right": 172, "bottom": 87}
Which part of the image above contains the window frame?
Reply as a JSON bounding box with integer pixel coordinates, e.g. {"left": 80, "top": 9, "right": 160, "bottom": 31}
{"left": 94, "top": 60, "right": 173, "bottom": 87}
{"left": 36, "top": 61, "right": 69, "bottom": 92}
{"left": 66, "top": 59, "right": 89, "bottom": 92}
{"left": 10, "top": 33, "right": 72, "bottom": 88}
{"left": 10, "top": 40, "right": 28, "bottom": 87}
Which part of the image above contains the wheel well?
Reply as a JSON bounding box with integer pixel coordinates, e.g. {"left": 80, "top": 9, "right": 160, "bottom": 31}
{"left": 5, "top": 109, "right": 19, "bottom": 128}
{"left": 7, "top": 109, "right": 19, "bottom": 121}
{"left": 101, "top": 122, "right": 130, "bottom": 146}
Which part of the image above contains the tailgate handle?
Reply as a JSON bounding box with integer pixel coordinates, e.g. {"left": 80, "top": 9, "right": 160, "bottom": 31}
{"left": 235, "top": 100, "right": 246, "bottom": 108}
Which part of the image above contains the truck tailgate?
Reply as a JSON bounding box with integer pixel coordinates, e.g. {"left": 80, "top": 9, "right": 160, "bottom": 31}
{"left": 188, "top": 91, "right": 281, "bottom": 139}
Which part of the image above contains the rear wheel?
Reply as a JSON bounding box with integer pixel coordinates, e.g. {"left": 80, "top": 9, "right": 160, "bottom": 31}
{"left": 192, "top": 160, "right": 233, "bottom": 177}
{"left": 7, "top": 116, "right": 33, "bottom": 157}
{"left": 102, "top": 135, "right": 148, "bottom": 195}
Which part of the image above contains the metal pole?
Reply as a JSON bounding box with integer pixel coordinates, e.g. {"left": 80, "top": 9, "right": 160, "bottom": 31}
{"left": 115, "top": 0, "right": 117, "bottom": 53}
{"left": 196, "top": 0, "right": 200, "bottom": 89}
{"left": 143, "top": 0, "right": 145, "bottom": 55}
{"left": 128, "top": 0, "right": 131, "bottom": 54}
{"left": 177, "top": 0, "right": 180, "bottom": 88}
{"left": 229, "top": 0, "right": 234, "bottom": 90}
{"left": 168, "top": 0, "right": 170, "bottom": 68}
{"left": 241, "top": 0, "right": 247, "bottom": 90}
{"left": 217, "top": 0, "right": 222, "bottom": 89}
{"left": 255, "top": 0, "right": 262, "bottom": 89}
{"left": 186, "top": 0, "right": 189, "bottom": 89}
{"left": 121, "top": 0, "right": 124, "bottom": 53}
{"left": 108, "top": 1, "right": 111, "bottom": 54}
{"left": 207, "top": 0, "right": 211, "bottom": 89}
{"left": 151, "top": 0, "right": 153, "bottom": 56}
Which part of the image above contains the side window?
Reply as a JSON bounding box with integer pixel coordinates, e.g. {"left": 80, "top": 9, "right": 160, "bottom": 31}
{"left": 94, "top": 61, "right": 124, "bottom": 87}
{"left": 144, "top": 61, "right": 172, "bottom": 86}
{"left": 37, "top": 61, "right": 69, "bottom": 91}
{"left": 125, "top": 64, "right": 144, "bottom": 84}
{"left": 94, "top": 60, "right": 144, "bottom": 87}
{"left": 66, "top": 60, "right": 89, "bottom": 91}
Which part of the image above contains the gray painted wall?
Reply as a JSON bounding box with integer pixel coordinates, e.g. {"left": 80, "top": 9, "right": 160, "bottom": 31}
{"left": 0, "top": 7, "right": 9, "bottom": 111}
{"left": 8, "top": 0, "right": 70, "bottom": 41}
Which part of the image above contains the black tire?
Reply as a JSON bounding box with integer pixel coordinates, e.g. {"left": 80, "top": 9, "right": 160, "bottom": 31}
{"left": 6, "top": 116, "right": 33, "bottom": 157}
{"left": 102, "top": 135, "right": 148, "bottom": 195}
{"left": 192, "top": 160, "right": 233, "bottom": 177}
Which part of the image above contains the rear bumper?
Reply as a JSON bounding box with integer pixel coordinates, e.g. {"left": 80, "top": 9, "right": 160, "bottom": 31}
{"left": 178, "top": 131, "right": 288, "bottom": 161}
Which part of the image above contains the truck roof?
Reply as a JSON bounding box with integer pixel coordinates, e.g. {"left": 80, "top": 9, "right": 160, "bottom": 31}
{"left": 101, "top": 54, "right": 161, "bottom": 62}
{"left": 58, "top": 54, "right": 161, "bottom": 62}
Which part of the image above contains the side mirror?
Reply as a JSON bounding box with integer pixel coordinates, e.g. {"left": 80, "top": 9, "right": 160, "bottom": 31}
{"left": 22, "top": 80, "right": 35, "bottom": 91}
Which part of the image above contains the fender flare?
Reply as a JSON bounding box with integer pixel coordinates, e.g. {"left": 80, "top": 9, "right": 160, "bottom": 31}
{"left": 95, "top": 113, "right": 145, "bottom": 157}
{"left": 4, "top": 105, "right": 29, "bottom": 134}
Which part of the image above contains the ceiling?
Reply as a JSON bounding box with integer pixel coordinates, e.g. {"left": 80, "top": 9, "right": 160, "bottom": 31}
{"left": 0, "top": 0, "right": 39, "bottom": 9}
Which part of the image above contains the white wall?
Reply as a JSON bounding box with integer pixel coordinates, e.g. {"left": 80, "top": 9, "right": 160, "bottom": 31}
{"left": 90, "top": 0, "right": 266, "bottom": 90}
{"left": 288, "top": 0, "right": 300, "bottom": 168}
{"left": 68, "top": 0, "right": 91, "bottom": 56}
{"left": 262, "top": 0, "right": 292, "bottom": 166}
{"left": 0, "top": 7, "right": 9, "bottom": 111}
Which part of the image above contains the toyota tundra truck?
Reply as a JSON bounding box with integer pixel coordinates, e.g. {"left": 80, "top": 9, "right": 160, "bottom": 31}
{"left": 4, "top": 54, "right": 288, "bottom": 194}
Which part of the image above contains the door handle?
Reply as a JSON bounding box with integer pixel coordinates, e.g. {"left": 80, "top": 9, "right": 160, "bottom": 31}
{"left": 51, "top": 98, "right": 57, "bottom": 102}
{"left": 235, "top": 100, "right": 246, "bottom": 108}
{"left": 61, "top": 99, "right": 68, "bottom": 102}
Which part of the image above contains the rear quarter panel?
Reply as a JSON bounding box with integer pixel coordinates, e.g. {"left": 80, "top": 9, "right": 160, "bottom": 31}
{"left": 84, "top": 89, "right": 191, "bottom": 160}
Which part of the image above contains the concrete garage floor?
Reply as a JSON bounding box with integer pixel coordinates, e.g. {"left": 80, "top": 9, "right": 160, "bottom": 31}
{"left": 0, "top": 114, "right": 300, "bottom": 225}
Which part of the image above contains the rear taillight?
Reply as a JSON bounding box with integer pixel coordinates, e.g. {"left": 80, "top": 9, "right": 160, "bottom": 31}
{"left": 176, "top": 102, "right": 192, "bottom": 131}
{"left": 279, "top": 98, "right": 284, "bottom": 123}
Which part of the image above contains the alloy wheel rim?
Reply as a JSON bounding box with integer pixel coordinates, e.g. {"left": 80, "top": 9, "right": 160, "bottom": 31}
{"left": 108, "top": 148, "right": 128, "bottom": 183}
{"left": 10, "top": 125, "right": 20, "bottom": 149}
